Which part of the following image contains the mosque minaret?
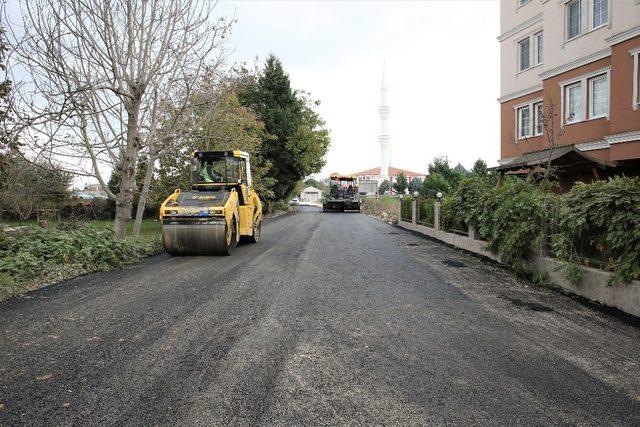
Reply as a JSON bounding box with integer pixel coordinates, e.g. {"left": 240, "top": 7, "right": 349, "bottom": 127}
{"left": 352, "top": 61, "right": 425, "bottom": 193}
{"left": 379, "top": 61, "right": 391, "bottom": 180}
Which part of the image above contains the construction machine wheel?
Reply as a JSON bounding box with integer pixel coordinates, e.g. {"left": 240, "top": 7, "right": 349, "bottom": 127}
{"left": 248, "top": 218, "right": 261, "bottom": 243}
{"left": 222, "top": 218, "right": 238, "bottom": 255}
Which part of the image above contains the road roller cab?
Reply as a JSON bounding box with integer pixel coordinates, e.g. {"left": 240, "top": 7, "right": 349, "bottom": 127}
{"left": 159, "top": 150, "right": 263, "bottom": 255}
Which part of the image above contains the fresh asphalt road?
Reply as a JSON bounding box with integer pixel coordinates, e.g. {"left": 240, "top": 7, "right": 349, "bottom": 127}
{"left": 1, "top": 207, "right": 640, "bottom": 426}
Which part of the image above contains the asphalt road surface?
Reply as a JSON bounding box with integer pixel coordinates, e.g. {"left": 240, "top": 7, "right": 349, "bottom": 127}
{"left": 2, "top": 207, "right": 640, "bottom": 425}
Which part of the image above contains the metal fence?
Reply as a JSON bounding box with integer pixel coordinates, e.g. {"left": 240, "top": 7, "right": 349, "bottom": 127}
{"left": 416, "top": 198, "right": 434, "bottom": 227}
{"left": 400, "top": 198, "right": 413, "bottom": 222}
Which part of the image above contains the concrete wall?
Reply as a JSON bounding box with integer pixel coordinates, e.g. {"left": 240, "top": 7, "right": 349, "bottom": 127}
{"left": 533, "top": 256, "right": 640, "bottom": 318}
{"left": 398, "top": 200, "right": 640, "bottom": 317}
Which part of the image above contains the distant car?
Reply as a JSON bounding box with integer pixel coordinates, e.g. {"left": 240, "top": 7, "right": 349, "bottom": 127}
{"left": 289, "top": 198, "right": 300, "bottom": 206}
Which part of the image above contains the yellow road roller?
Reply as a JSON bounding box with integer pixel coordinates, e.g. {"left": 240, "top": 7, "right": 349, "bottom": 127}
{"left": 159, "top": 150, "right": 262, "bottom": 255}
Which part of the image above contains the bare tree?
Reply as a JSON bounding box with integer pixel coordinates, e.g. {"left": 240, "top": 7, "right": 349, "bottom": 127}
{"left": 131, "top": 67, "right": 244, "bottom": 237}
{"left": 16, "top": 0, "right": 232, "bottom": 238}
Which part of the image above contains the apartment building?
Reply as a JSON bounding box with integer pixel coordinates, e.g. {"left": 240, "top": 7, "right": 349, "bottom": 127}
{"left": 497, "top": 0, "right": 640, "bottom": 187}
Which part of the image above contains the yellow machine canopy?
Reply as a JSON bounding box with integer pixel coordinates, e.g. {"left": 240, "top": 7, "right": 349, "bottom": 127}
{"left": 193, "top": 150, "right": 252, "bottom": 188}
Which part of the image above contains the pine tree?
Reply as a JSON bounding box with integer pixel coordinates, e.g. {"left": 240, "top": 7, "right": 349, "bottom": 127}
{"left": 239, "top": 55, "right": 302, "bottom": 201}
{"left": 378, "top": 180, "right": 390, "bottom": 195}
{"left": 408, "top": 177, "right": 423, "bottom": 194}
{"left": 393, "top": 172, "right": 409, "bottom": 194}
{"left": 471, "top": 159, "right": 488, "bottom": 176}
{"left": 239, "top": 55, "right": 329, "bottom": 203}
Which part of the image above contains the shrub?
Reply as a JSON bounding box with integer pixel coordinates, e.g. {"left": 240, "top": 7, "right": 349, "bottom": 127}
{"left": 440, "top": 195, "right": 466, "bottom": 233}
{"left": 441, "top": 176, "right": 557, "bottom": 276}
{"left": 361, "top": 196, "right": 398, "bottom": 222}
{"left": 417, "top": 198, "right": 434, "bottom": 225}
{"left": 437, "top": 174, "right": 639, "bottom": 285}
{"left": 552, "top": 177, "right": 640, "bottom": 285}
{"left": 420, "top": 173, "right": 450, "bottom": 199}
{"left": 0, "top": 272, "right": 18, "bottom": 300}
{"left": 400, "top": 196, "right": 414, "bottom": 221}
{"left": 481, "top": 180, "right": 557, "bottom": 275}
{"left": 0, "top": 224, "right": 162, "bottom": 299}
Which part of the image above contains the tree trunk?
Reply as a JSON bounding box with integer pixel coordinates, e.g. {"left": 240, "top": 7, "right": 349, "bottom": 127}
{"left": 132, "top": 153, "right": 157, "bottom": 238}
{"left": 113, "top": 104, "right": 141, "bottom": 240}
{"left": 113, "top": 158, "right": 136, "bottom": 239}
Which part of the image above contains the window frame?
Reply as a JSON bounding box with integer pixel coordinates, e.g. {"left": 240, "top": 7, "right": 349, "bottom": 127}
{"left": 518, "top": 105, "right": 531, "bottom": 139}
{"left": 518, "top": 37, "right": 531, "bottom": 72}
{"left": 588, "top": 73, "right": 609, "bottom": 119}
{"left": 631, "top": 48, "right": 640, "bottom": 112}
{"left": 559, "top": 67, "right": 611, "bottom": 125}
{"left": 567, "top": 0, "right": 582, "bottom": 40}
{"left": 535, "top": 31, "right": 544, "bottom": 66}
{"left": 565, "top": 81, "right": 584, "bottom": 124}
{"left": 534, "top": 101, "right": 544, "bottom": 136}
{"left": 591, "top": 0, "right": 609, "bottom": 30}
{"left": 516, "top": 30, "right": 543, "bottom": 73}
{"left": 514, "top": 97, "right": 543, "bottom": 140}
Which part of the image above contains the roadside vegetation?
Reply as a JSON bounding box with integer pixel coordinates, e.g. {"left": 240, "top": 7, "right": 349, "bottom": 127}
{"left": 361, "top": 196, "right": 398, "bottom": 223}
{"left": 0, "top": 220, "right": 162, "bottom": 300}
{"left": 404, "top": 157, "right": 640, "bottom": 286}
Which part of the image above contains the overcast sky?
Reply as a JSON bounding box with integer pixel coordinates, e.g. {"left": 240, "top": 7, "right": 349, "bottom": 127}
{"left": 217, "top": 0, "right": 500, "bottom": 177}
{"left": 7, "top": 0, "right": 500, "bottom": 181}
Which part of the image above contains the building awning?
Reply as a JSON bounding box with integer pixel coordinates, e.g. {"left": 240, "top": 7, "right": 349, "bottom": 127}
{"left": 494, "top": 146, "right": 618, "bottom": 173}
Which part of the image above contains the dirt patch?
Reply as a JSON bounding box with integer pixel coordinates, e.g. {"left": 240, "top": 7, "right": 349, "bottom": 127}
{"left": 499, "top": 295, "right": 554, "bottom": 313}
{"left": 442, "top": 259, "right": 466, "bottom": 268}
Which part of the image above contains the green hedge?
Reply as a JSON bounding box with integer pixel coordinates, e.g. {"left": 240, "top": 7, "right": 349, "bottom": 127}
{"left": 552, "top": 177, "right": 640, "bottom": 285}
{"left": 400, "top": 196, "right": 414, "bottom": 221}
{"left": 444, "top": 178, "right": 556, "bottom": 275}
{"left": 442, "top": 176, "right": 639, "bottom": 284}
{"left": 417, "top": 198, "right": 434, "bottom": 225}
{"left": 0, "top": 224, "right": 162, "bottom": 300}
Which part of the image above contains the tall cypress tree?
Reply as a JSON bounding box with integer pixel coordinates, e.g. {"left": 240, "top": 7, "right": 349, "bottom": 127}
{"left": 239, "top": 55, "right": 302, "bottom": 201}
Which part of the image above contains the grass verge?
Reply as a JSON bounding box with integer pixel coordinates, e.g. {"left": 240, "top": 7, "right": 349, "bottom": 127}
{"left": 0, "top": 220, "right": 163, "bottom": 301}
{"left": 361, "top": 196, "right": 398, "bottom": 223}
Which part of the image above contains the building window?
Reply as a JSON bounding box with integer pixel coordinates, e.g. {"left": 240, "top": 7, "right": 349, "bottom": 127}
{"left": 592, "top": 0, "right": 608, "bottom": 29}
{"left": 518, "top": 38, "right": 530, "bottom": 71}
{"left": 565, "top": 82, "right": 583, "bottom": 123}
{"left": 632, "top": 49, "right": 639, "bottom": 111}
{"left": 560, "top": 68, "right": 612, "bottom": 124}
{"left": 534, "top": 102, "right": 544, "bottom": 135}
{"left": 567, "top": 0, "right": 581, "bottom": 39}
{"left": 535, "top": 32, "right": 543, "bottom": 65}
{"left": 589, "top": 74, "right": 608, "bottom": 119}
{"left": 518, "top": 106, "right": 531, "bottom": 138}
{"left": 515, "top": 98, "right": 543, "bottom": 139}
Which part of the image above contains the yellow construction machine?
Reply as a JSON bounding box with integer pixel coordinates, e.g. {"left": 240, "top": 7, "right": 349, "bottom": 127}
{"left": 159, "top": 150, "right": 262, "bottom": 255}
